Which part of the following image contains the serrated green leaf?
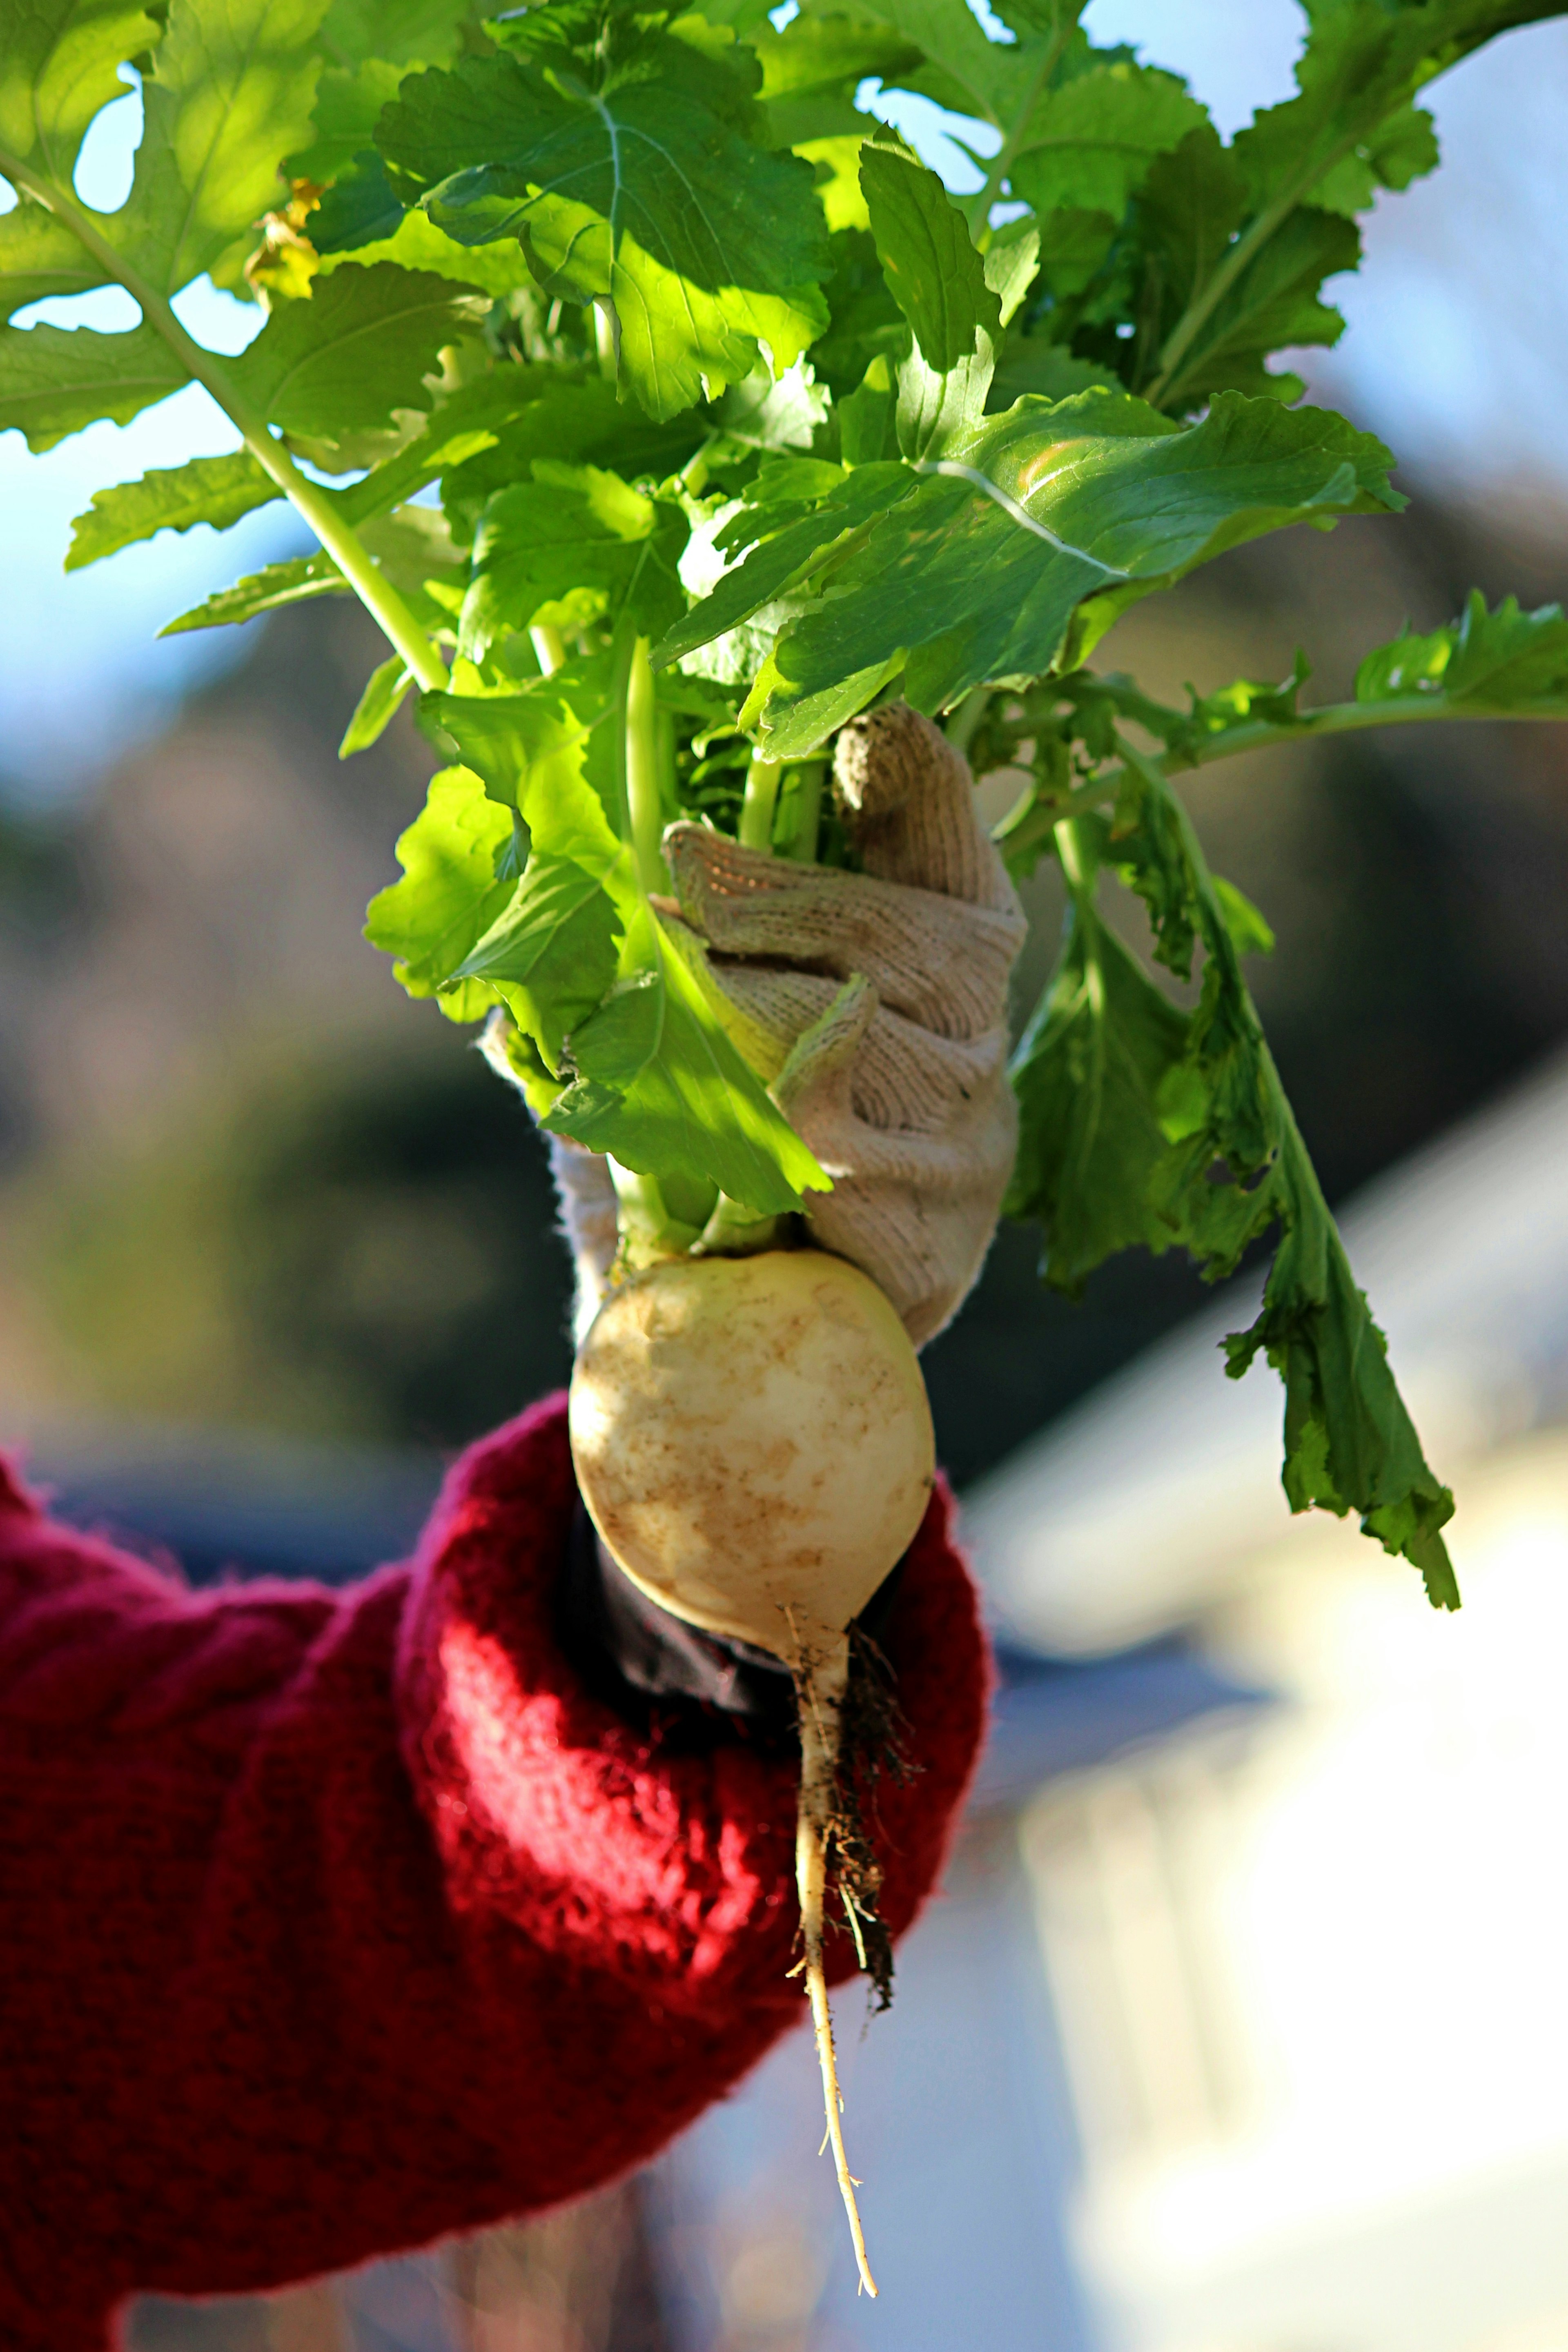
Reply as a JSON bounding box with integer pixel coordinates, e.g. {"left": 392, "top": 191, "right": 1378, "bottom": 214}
{"left": 364, "top": 762, "right": 514, "bottom": 1001}
{"left": 856, "top": 0, "right": 1028, "bottom": 125}
{"left": 545, "top": 904, "right": 829, "bottom": 1214}
{"left": 319, "top": 0, "right": 472, "bottom": 70}
{"left": 159, "top": 549, "right": 350, "bottom": 632}
{"left": 748, "top": 4, "right": 923, "bottom": 107}
{"left": 747, "top": 388, "right": 1400, "bottom": 753}
{"left": 653, "top": 458, "right": 908, "bottom": 669}
{"left": 339, "top": 650, "right": 412, "bottom": 754}
{"left": 1312, "top": 102, "right": 1439, "bottom": 217}
{"left": 120, "top": 0, "right": 332, "bottom": 295}
{"left": 421, "top": 654, "right": 627, "bottom": 846}
{"left": 308, "top": 147, "right": 408, "bottom": 254}
{"left": 1004, "top": 891, "right": 1192, "bottom": 1293}
{"left": 1233, "top": 0, "right": 1555, "bottom": 225}
{"left": 230, "top": 262, "right": 487, "bottom": 438}
{"left": 0, "top": 0, "right": 160, "bottom": 182}
{"left": 450, "top": 849, "right": 622, "bottom": 1065}
{"left": 1008, "top": 61, "right": 1207, "bottom": 220}
{"left": 1354, "top": 589, "right": 1568, "bottom": 713}
{"left": 0, "top": 318, "right": 185, "bottom": 450}
{"left": 66, "top": 448, "right": 279, "bottom": 570}
{"left": 1166, "top": 203, "right": 1357, "bottom": 409}
{"left": 289, "top": 57, "right": 406, "bottom": 185}
{"left": 985, "top": 219, "right": 1040, "bottom": 327}
{"left": 0, "top": 199, "right": 106, "bottom": 323}
{"left": 314, "top": 197, "right": 539, "bottom": 293}
{"left": 456, "top": 464, "right": 687, "bottom": 665}
{"left": 376, "top": 40, "right": 832, "bottom": 419}
{"left": 160, "top": 501, "right": 461, "bottom": 633}
{"left": 1223, "top": 1171, "right": 1458, "bottom": 1610}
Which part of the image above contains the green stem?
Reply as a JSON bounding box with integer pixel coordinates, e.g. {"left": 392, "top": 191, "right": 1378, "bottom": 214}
{"left": 964, "top": 23, "right": 1073, "bottom": 231}
{"left": 944, "top": 686, "right": 990, "bottom": 757}
{"left": 738, "top": 756, "right": 782, "bottom": 850}
{"left": 680, "top": 437, "right": 718, "bottom": 497}
{"left": 626, "top": 637, "right": 668, "bottom": 893}
{"left": 781, "top": 760, "right": 826, "bottom": 862}
{"left": 1144, "top": 111, "right": 1406, "bottom": 410}
{"left": 607, "top": 1159, "right": 707, "bottom": 1268}
{"left": 0, "top": 150, "right": 447, "bottom": 693}
{"left": 1001, "top": 686, "right": 1568, "bottom": 847}
{"left": 530, "top": 624, "right": 567, "bottom": 677}
{"left": 594, "top": 299, "right": 619, "bottom": 381}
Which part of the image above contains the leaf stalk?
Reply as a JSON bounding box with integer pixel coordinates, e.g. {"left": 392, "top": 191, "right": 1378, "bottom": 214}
{"left": 0, "top": 148, "right": 448, "bottom": 693}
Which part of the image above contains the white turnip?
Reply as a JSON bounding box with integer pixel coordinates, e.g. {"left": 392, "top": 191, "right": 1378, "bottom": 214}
{"left": 570, "top": 1247, "right": 935, "bottom": 2294}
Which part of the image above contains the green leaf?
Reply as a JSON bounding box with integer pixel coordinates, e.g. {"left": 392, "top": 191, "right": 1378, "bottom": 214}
{"left": 808, "top": 225, "right": 909, "bottom": 401}
{"left": 431, "top": 372, "right": 697, "bottom": 539}
{"left": 160, "top": 502, "right": 461, "bottom": 633}
{"left": 308, "top": 147, "right": 409, "bottom": 255}
{"left": 66, "top": 448, "right": 279, "bottom": 570}
{"left": 1109, "top": 741, "right": 1453, "bottom": 1601}
{"left": 450, "top": 849, "right": 622, "bottom": 1065}
{"left": 426, "top": 655, "right": 826, "bottom": 1208}
{"left": 1004, "top": 889, "right": 1193, "bottom": 1294}
{"left": 230, "top": 262, "right": 488, "bottom": 438}
{"left": 1312, "top": 102, "right": 1439, "bottom": 218}
{"left": 751, "top": 388, "right": 1401, "bottom": 752}
{"left": 289, "top": 57, "right": 407, "bottom": 185}
{"left": 159, "top": 550, "right": 350, "bottom": 632}
{"left": 1223, "top": 1161, "right": 1459, "bottom": 1612}
{"left": 652, "top": 458, "right": 909, "bottom": 670}
{"left": 860, "top": 142, "right": 997, "bottom": 372}
{"left": 1163, "top": 201, "right": 1358, "bottom": 409}
{"left": 364, "top": 762, "right": 514, "bottom": 1002}
{"left": 546, "top": 905, "right": 829, "bottom": 1214}
{"left": 748, "top": 4, "right": 923, "bottom": 108}
{"left": 859, "top": 140, "right": 999, "bottom": 459}
{"left": 856, "top": 0, "right": 1029, "bottom": 126}
{"left": 314, "top": 198, "right": 540, "bottom": 294}
{"left": 456, "top": 464, "right": 687, "bottom": 665}
{"left": 376, "top": 39, "right": 832, "bottom": 419}
{"left": 319, "top": 0, "right": 472, "bottom": 70}
{"left": 1232, "top": 0, "right": 1555, "bottom": 225}
{"left": 339, "top": 650, "right": 412, "bottom": 754}
{"left": 987, "top": 334, "right": 1116, "bottom": 410}
{"left": 0, "top": 0, "right": 160, "bottom": 183}
{"left": 0, "top": 200, "right": 106, "bottom": 324}
{"left": 1008, "top": 61, "right": 1207, "bottom": 219}
{"left": 1354, "top": 589, "right": 1568, "bottom": 714}
{"left": 0, "top": 318, "right": 185, "bottom": 450}
{"left": 121, "top": 0, "right": 332, "bottom": 295}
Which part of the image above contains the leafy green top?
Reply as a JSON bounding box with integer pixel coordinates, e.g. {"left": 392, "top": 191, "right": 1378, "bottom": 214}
{"left": 6, "top": 0, "right": 1568, "bottom": 1606}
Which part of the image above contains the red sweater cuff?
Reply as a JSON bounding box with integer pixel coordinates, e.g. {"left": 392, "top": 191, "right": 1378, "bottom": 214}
{"left": 394, "top": 1392, "right": 990, "bottom": 2004}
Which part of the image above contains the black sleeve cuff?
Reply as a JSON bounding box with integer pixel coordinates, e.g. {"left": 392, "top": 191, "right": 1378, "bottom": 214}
{"left": 557, "top": 1500, "right": 904, "bottom": 1743}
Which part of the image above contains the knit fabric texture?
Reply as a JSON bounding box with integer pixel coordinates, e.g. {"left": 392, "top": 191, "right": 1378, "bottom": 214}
{"left": 0, "top": 1393, "right": 989, "bottom": 2350}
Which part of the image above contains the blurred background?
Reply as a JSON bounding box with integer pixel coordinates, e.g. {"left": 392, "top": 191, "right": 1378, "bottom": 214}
{"left": 7, "top": 2, "right": 1568, "bottom": 2348}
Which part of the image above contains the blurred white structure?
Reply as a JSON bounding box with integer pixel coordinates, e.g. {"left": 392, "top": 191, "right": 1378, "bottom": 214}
{"left": 664, "top": 1051, "right": 1568, "bottom": 2352}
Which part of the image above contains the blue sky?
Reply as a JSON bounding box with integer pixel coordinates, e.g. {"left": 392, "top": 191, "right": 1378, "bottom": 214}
{"left": 3, "top": 0, "right": 1566, "bottom": 804}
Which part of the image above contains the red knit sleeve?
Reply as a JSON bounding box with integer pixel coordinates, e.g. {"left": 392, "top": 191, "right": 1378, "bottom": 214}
{"left": 0, "top": 1396, "right": 989, "bottom": 2352}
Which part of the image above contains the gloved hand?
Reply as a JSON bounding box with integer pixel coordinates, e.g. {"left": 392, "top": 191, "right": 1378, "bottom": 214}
{"left": 494, "top": 704, "right": 1026, "bottom": 1349}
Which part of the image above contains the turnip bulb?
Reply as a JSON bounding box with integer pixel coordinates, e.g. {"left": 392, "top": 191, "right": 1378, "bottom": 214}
{"left": 568, "top": 1248, "right": 934, "bottom": 1657}
{"left": 568, "top": 1247, "right": 936, "bottom": 2295}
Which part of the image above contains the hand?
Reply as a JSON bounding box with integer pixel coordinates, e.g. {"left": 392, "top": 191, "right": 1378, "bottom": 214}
{"left": 494, "top": 705, "right": 1026, "bottom": 1348}
{"left": 663, "top": 705, "right": 1025, "bottom": 1345}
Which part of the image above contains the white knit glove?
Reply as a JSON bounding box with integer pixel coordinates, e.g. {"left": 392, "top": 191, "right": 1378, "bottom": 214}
{"left": 499, "top": 705, "right": 1026, "bottom": 1348}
